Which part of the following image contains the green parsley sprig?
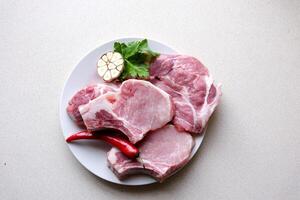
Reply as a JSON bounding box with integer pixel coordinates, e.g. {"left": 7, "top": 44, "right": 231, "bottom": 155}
{"left": 113, "top": 39, "right": 159, "bottom": 81}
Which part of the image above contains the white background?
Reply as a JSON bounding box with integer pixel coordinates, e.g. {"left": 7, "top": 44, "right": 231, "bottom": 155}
{"left": 0, "top": 1, "right": 299, "bottom": 199}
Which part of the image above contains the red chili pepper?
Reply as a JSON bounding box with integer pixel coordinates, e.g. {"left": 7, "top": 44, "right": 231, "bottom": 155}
{"left": 66, "top": 131, "right": 139, "bottom": 158}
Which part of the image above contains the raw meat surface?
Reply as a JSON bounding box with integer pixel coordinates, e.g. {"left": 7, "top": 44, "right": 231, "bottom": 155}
{"left": 150, "top": 54, "right": 221, "bottom": 134}
{"left": 107, "top": 125, "right": 194, "bottom": 182}
{"left": 79, "top": 79, "right": 174, "bottom": 143}
{"left": 66, "top": 84, "right": 116, "bottom": 125}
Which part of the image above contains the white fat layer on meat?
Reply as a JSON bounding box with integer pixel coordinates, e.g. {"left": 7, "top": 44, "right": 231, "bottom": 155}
{"left": 108, "top": 148, "right": 140, "bottom": 173}
{"left": 97, "top": 83, "right": 118, "bottom": 92}
{"left": 181, "top": 86, "right": 197, "bottom": 129}
{"left": 73, "top": 84, "right": 117, "bottom": 117}
{"left": 199, "top": 76, "right": 221, "bottom": 129}
{"left": 107, "top": 148, "right": 118, "bottom": 164}
{"left": 79, "top": 91, "right": 117, "bottom": 120}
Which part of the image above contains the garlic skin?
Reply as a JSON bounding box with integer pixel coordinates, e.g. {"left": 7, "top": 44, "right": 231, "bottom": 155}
{"left": 97, "top": 52, "right": 124, "bottom": 82}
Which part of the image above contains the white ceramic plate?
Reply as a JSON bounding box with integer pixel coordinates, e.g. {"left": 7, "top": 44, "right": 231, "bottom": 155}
{"left": 59, "top": 38, "right": 205, "bottom": 186}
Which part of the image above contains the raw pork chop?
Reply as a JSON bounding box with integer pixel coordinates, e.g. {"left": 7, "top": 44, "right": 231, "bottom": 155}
{"left": 150, "top": 55, "right": 221, "bottom": 134}
{"left": 67, "top": 84, "right": 116, "bottom": 125}
{"left": 79, "top": 79, "right": 174, "bottom": 143}
{"left": 107, "top": 125, "right": 194, "bottom": 182}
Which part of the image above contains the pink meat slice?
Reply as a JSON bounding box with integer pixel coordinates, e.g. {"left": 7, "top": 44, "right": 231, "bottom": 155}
{"left": 79, "top": 79, "right": 174, "bottom": 144}
{"left": 150, "top": 54, "right": 222, "bottom": 134}
{"left": 66, "top": 84, "right": 116, "bottom": 125}
{"left": 107, "top": 125, "right": 195, "bottom": 182}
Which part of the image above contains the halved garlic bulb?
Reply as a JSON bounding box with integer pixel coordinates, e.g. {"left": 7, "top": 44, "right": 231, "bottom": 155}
{"left": 97, "top": 52, "right": 124, "bottom": 82}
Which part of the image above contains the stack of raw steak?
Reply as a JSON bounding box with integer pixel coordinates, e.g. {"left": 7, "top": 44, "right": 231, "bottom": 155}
{"left": 67, "top": 55, "right": 221, "bottom": 182}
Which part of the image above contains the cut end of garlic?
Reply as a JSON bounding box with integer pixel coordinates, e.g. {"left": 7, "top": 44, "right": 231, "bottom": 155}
{"left": 97, "top": 51, "right": 124, "bottom": 82}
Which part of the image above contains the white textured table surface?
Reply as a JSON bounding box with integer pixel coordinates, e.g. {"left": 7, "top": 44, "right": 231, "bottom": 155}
{"left": 0, "top": 1, "right": 299, "bottom": 199}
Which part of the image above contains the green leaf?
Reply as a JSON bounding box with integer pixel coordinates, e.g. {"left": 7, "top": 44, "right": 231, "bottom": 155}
{"left": 138, "top": 39, "right": 160, "bottom": 58}
{"left": 123, "top": 40, "right": 144, "bottom": 59}
{"left": 113, "top": 39, "right": 159, "bottom": 81}
{"left": 113, "top": 42, "right": 127, "bottom": 55}
{"left": 119, "top": 60, "right": 149, "bottom": 80}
